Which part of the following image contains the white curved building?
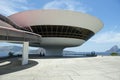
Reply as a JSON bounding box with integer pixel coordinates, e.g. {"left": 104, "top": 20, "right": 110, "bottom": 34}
{"left": 8, "top": 10, "right": 103, "bottom": 56}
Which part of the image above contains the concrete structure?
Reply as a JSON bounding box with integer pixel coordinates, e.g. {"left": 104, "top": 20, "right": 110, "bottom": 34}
{"left": 0, "top": 56, "right": 120, "bottom": 80}
{"left": 22, "top": 42, "right": 29, "bottom": 65}
{"left": 8, "top": 10, "right": 103, "bottom": 56}
{"left": 0, "top": 14, "right": 41, "bottom": 65}
{"left": 0, "top": 10, "right": 103, "bottom": 64}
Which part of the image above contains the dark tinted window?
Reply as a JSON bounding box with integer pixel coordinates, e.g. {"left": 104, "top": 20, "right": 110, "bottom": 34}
{"left": 30, "top": 25, "right": 94, "bottom": 41}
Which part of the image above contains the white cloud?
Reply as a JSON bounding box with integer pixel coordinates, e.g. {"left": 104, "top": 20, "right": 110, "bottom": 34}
{"left": 90, "top": 31, "right": 120, "bottom": 43}
{"left": 0, "top": 0, "right": 30, "bottom": 16}
{"left": 0, "top": 0, "right": 90, "bottom": 16}
{"left": 43, "top": 0, "right": 90, "bottom": 13}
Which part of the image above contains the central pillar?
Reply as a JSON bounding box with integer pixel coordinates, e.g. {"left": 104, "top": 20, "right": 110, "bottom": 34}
{"left": 44, "top": 47, "right": 64, "bottom": 56}
{"left": 22, "top": 42, "right": 29, "bottom": 65}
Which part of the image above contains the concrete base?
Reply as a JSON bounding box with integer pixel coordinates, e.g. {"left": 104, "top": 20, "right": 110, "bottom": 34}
{"left": 44, "top": 47, "right": 63, "bottom": 56}
{"left": 1, "top": 56, "right": 120, "bottom": 80}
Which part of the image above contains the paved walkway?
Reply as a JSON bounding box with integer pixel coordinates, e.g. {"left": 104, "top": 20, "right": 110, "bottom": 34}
{"left": 0, "top": 56, "right": 120, "bottom": 80}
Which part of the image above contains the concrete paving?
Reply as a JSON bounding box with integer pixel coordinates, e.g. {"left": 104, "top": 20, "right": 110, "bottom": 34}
{"left": 0, "top": 56, "right": 120, "bottom": 80}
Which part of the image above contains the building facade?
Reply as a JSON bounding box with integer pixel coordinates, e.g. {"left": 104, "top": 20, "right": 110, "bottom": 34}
{"left": 1, "top": 10, "right": 103, "bottom": 56}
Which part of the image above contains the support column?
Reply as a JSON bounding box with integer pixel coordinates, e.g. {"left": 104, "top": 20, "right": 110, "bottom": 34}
{"left": 44, "top": 47, "right": 64, "bottom": 56}
{"left": 22, "top": 42, "right": 29, "bottom": 65}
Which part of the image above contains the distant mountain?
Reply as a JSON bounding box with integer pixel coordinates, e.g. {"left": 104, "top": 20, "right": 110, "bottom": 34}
{"left": 0, "top": 46, "right": 22, "bottom": 52}
{"left": 0, "top": 46, "right": 45, "bottom": 57}
{"left": 0, "top": 46, "right": 23, "bottom": 57}
{"left": 105, "top": 45, "right": 120, "bottom": 53}
{"left": 1, "top": 45, "right": 120, "bottom": 57}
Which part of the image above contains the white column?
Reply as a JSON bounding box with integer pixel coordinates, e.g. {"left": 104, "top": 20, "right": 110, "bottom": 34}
{"left": 22, "top": 42, "right": 29, "bottom": 65}
{"left": 44, "top": 47, "right": 64, "bottom": 56}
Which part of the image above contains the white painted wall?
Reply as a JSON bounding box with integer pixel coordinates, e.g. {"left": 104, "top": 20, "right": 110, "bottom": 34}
{"left": 8, "top": 10, "right": 103, "bottom": 33}
{"left": 40, "top": 37, "right": 85, "bottom": 47}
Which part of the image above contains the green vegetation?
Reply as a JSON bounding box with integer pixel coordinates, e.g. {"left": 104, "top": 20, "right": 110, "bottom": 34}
{"left": 8, "top": 52, "right": 14, "bottom": 57}
{"left": 86, "top": 51, "right": 97, "bottom": 57}
{"left": 110, "top": 52, "right": 118, "bottom": 56}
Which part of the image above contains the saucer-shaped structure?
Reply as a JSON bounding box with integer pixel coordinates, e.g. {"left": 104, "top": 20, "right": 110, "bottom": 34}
{"left": 8, "top": 10, "right": 103, "bottom": 56}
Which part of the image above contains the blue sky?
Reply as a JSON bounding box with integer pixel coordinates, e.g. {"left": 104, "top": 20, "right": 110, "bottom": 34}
{"left": 0, "top": 0, "right": 120, "bottom": 52}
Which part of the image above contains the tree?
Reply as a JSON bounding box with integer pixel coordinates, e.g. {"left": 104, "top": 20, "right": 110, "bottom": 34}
{"left": 110, "top": 52, "right": 118, "bottom": 56}
{"left": 91, "top": 51, "right": 97, "bottom": 56}
{"left": 8, "top": 52, "right": 14, "bottom": 57}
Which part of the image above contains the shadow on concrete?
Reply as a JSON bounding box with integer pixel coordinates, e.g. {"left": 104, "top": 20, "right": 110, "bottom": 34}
{"left": 29, "top": 54, "right": 96, "bottom": 59}
{"left": 0, "top": 58, "right": 38, "bottom": 75}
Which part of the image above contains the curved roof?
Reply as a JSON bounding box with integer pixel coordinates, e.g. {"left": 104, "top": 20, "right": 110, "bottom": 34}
{"left": 8, "top": 10, "right": 103, "bottom": 33}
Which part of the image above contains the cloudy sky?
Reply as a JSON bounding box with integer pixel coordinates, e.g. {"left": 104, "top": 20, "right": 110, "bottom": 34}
{"left": 0, "top": 0, "right": 120, "bottom": 52}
